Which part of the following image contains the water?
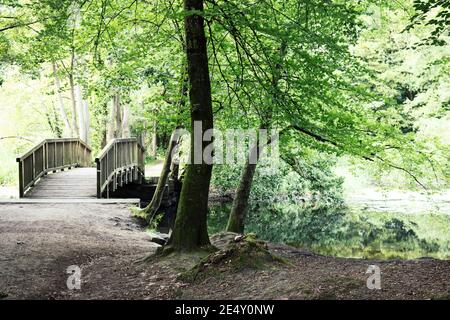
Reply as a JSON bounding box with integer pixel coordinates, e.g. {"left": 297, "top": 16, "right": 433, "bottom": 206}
{"left": 208, "top": 190, "right": 450, "bottom": 260}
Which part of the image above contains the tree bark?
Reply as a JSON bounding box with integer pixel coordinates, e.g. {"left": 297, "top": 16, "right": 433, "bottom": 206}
{"left": 75, "top": 84, "right": 89, "bottom": 143}
{"left": 226, "top": 144, "right": 258, "bottom": 233}
{"left": 226, "top": 42, "right": 287, "bottom": 233}
{"left": 114, "top": 94, "right": 122, "bottom": 138}
{"left": 68, "top": 51, "right": 80, "bottom": 138}
{"left": 143, "top": 129, "right": 180, "bottom": 223}
{"left": 106, "top": 94, "right": 122, "bottom": 141}
{"left": 83, "top": 99, "right": 90, "bottom": 144}
{"left": 166, "top": 0, "right": 213, "bottom": 251}
{"left": 122, "top": 104, "right": 131, "bottom": 138}
{"left": 150, "top": 119, "right": 157, "bottom": 157}
{"left": 68, "top": 73, "right": 80, "bottom": 138}
{"left": 106, "top": 99, "right": 116, "bottom": 142}
{"left": 52, "top": 62, "right": 72, "bottom": 136}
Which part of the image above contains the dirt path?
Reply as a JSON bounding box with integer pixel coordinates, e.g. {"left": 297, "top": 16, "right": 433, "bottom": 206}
{"left": 0, "top": 203, "right": 158, "bottom": 299}
{"left": 1, "top": 203, "right": 449, "bottom": 300}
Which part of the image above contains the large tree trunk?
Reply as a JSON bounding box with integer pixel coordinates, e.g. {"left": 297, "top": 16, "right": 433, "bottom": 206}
{"left": 52, "top": 62, "right": 72, "bottom": 136}
{"left": 166, "top": 0, "right": 213, "bottom": 251}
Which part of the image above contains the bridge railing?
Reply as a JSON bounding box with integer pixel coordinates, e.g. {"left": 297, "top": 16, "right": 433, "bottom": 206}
{"left": 16, "top": 138, "right": 92, "bottom": 197}
{"left": 95, "top": 138, "right": 145, "bottom": 198}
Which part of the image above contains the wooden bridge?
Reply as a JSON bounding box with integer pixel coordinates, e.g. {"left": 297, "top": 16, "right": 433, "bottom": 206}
{"left": 16, "top": 138, "right": 146, "bottom": 200}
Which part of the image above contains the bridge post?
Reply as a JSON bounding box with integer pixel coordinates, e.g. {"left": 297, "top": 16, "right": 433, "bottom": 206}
{"left": 17, "top": 159, "right": 24, "bottom": 198}
{"left": 61, "top": 141, "right": 65, "bottom": 170}
{"left": 96, "top": 159, "right": 101, "bottom": 198}
{"left": 106, "top": 150, "right": 109, "bottom": 198}
{"left": 113, "top": 142, "right": 117, "bottom": 191}
{"left": 53, "top": 141, "right": 57, "bottom": 172}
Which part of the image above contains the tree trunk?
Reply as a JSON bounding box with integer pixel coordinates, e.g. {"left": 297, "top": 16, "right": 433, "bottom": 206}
{"left": 226, "top": 144, "right": 258, "bottom": 233}
{"left": 122, "top": 104, "right": 131, "bottom": 138}
{"left": 83, "top": 99, "right": 90, "bottom": 144}
{"left": 114, "top": 94, "right": 122, "bottom": 138}
{"left": 139, "top": 119, "right": 147, "bottom": 146}
{"left": 52, "top": 62, "right": 72, "bottom": 136}
{"left": 68, "top": 73, "right": 80, "bottom": 138}
{"left": 150, "top": 119, "right": 157, "bottom": 157}
{"left": 226, "top": 42, "right": 287, "bottom": 233}
{"left": 106, "top": 94, "right": 122, "bottom": 141}
{"left": 75, "top": 84, "right": 88, "bottom": 143}
{"left": 143, "top": 129, "right": 180, "bottom": 223}
{"left": 226, "top": 130, "right": 283, "bottom": 233}
{"left": 106, "top": 99, "right": 115, "bottom": 142}
{"left": 166, "top": 0, "right": 213, "bottom": 251}
{"left": 101, "top": 128, "right": 107, "bottom": 148}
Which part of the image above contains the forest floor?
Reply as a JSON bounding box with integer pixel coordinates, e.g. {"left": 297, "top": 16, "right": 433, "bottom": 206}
{"left": 1, "top": 202, "right": 450, "bottom": 300}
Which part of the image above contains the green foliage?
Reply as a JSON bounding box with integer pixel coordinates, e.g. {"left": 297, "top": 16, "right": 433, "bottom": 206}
{"left": 146, "top": 212, "right": 165, "bottom": 231}
{"left": 0, "top": 0, "right": 449, "bottom": 259}
{"left": 408, "top": 0, "right": 450, "bottom": 44}
{"left": 209, "top": 152, "right": 345, "bottom": 239}
{"left": 352, "top": 1, "right": 450, "bottom": 189}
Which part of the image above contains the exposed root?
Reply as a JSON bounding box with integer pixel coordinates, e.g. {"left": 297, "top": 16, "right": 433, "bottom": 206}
{"left": 130, "top": 206, "right": 148, "bottom": 221}
{"left": 179, "top": 233, "right": 289, "bottom": 283}
{"left": 137, "top": 243, "right": 216, "bottom": 265}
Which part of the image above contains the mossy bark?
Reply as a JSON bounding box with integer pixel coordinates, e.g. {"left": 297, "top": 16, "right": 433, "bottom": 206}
{"left": 142, "top": 129, "right": 180, "bottom": 223}
{"left": 226, "top": 145, "right": 258, "bottom": 233}
{"left": 165, "top": 0, "right": 213, "bottom": 251}
{"left": 226, "top": 42, "right": 287, "bottom": 234}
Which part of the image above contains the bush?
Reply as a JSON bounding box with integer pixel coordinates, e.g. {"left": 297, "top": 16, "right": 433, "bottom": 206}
{"left": 209, "top": 151, "right": 345, "bottom": 244}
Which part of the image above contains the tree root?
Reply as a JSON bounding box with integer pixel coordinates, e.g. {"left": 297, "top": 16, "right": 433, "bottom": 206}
{"left": 179, "top": 233, "right": 289, "bottom": 283}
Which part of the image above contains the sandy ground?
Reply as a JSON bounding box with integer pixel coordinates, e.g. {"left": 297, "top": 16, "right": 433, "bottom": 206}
{"left": 1, "top": 202, "right": 450, "bottom": 300}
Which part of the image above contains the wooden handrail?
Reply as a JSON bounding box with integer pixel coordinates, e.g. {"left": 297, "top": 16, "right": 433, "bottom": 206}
{"left": 16, "top": 138, "right": 92, "bottom": 197}
{"left": 16, "top": 138, "right": 92, "bottom": 162}
{"left": 94, "top": 138, "right": 145, "bottom": 198}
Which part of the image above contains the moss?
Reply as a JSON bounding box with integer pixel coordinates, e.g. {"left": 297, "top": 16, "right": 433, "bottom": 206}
{"left": 179, "top": 234, "right": 289, "bottom": 283}
{"left": 130, "top": 206, "right": 148, "bottom": 220}
{"left": 0, "top": 292, "right": 8, "bottom": 299}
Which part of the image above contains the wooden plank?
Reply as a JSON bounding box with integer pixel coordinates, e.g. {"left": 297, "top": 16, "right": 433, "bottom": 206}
{"left": 0, "top": 198, "right": 140, "bottom": 204}
{"left": 25, "top": 167, "right": 97, "bottom": 199}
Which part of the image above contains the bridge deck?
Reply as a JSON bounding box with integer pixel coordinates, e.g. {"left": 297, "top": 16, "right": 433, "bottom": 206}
{"left": 25, "top": 168, "right": 97, "bottom": 199}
